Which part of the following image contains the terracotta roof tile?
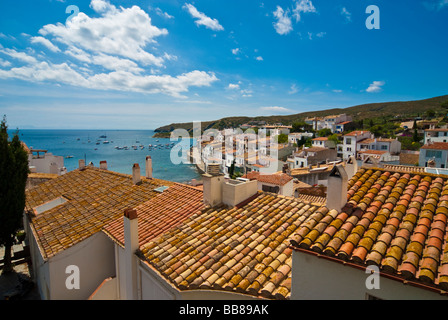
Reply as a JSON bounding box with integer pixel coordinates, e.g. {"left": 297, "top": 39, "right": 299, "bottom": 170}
{"left": 25, "top": 166, "right": 174, "bottom": 260}
{"left": 290, "top": 167, "right": 448, "bottom": 294}
{"left": 140, "top": 193, "right": 326, "bottom": 300}
{"left": 243, "top": 172, "right": 293, "bottom": 186}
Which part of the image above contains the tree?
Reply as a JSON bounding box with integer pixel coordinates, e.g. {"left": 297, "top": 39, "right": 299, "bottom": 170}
{"left": 0, "top": 115, "right": 29, "bottom": 274}
{"left": 276, "top": 133, "right": 289, "bottom": 144}
{"left": 317, "top": 128, "right": 332, "bottom": 137}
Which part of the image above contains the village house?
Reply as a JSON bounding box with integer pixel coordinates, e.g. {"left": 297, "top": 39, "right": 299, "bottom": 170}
{"left": 424, "top": 128, "right": 448, "bottom": 144}
{"left": 419, "top": 142, "right": 448, "bottom": 169}
{"left": 23, "top": 157, "right": 174, "bottom": 299}
{"left": 288, "top": 147, "right": 338, "bottom": 169}
{"left": 289, "top": 164, "right": 448, "bottom": 300}
{"left": 25, "top": 144, "right": 66, "bottom": 175}
{"left": 340, "top": 131, "right": 373, "bottom": 160}
{"left": 242, "top": 171, "right": 294, "bottom": 196}
{"left": 311, "top": 137, "right": 336, "bottom": 149}
{"left": 305, "top": 114, "right": 352, "bottom": 133}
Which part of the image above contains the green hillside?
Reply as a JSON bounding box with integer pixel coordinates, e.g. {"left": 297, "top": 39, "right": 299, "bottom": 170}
{"left": 153, "top": 94, "right": 448, "bottom": 137}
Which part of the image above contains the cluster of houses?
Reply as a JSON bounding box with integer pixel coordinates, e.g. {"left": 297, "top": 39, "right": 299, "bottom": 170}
{"left": 11, "top": 113, "right": 448, "bottom": 301}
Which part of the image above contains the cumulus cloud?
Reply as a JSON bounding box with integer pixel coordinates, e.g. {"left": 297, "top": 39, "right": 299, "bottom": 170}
{"left": 228, "top": 83, "right": 240, "bottom": 90}
{"left": 273, "top": 6, "right": 293, "bottom": 35}
{"left": 341, "top": 7, "right": 352, "bottom": 22}
{"left": 366, "top": 81, "right": 385, "bottom": 93}
{"left": 232, "top": 48, "right": 240, "bottom": 55}
{"left": 292, "top": 0, "right": 316, "bottom": 22}
{"left": 0, "top": 0, "right": 219, "bottom": 98}
{"left": 183, "top": 3, "right": 224, "bottom": 31}
{"left": 260, "top": 106, "right": 292, "bottom": 113}
{"left": 30, "top": 36, "right": 61, "bottom": 52}
{"left": 39, "top": 0, "right": 168, "bottom": 66}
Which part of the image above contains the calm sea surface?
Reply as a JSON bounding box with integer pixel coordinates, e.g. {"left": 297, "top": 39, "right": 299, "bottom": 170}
{"left": 15, "top": 129, "right": 201, "bottom": 183}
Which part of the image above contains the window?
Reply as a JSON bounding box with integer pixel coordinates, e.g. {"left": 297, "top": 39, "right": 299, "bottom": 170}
{"left": 381, "top": 145, "right": 388, "bottom": 150}
{"left": 262, "top": 185, "right": 280, "bottom": 193}
{"left": 426, "top": 150, "right": 442, "bottom": 159}
{"left": 346, "top": 138, "right": 352, "bottom": 144}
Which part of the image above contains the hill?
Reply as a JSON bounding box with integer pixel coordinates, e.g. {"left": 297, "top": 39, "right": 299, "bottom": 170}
{"left": 153, "top": 94, "right": 448, "bottom": 137}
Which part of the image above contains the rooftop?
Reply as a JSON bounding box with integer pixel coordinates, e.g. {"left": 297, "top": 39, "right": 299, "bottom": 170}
{"left": 139, "top": 192, "right": 327, "bottom": 300}
{"left": 290, "top": 167, "right": 448, "bottom": 294}
{"left": 103, "top": 183, "right": 205, "bottom": 248}
{"left": 243, "top": 172, "right": 293, "bottom": 186}
{"left": 344, "top": 131, "right": 371, "bottom": 137}
{"left": 421, "top": 142, "right": 448, "bottom": 150}
{"left": 25, "top": 166, "right": 175, "bottom": 260}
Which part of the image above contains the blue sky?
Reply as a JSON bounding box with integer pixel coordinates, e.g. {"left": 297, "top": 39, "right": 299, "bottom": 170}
{"left": 0, "top": 0, "right": 447, "bottom": 129}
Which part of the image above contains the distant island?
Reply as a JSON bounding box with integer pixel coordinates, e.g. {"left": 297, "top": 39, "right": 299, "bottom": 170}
{"left": 153, "top": 94, "right": 448, "bottom": 138}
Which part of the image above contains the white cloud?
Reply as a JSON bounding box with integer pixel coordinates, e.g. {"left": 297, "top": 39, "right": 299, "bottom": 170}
{"left": 30, "top": 36, "right": 61, "bottom": 52}
{"left": 0, "top": 60, "right": 218, "bottom": 98}
{"left": 183, "top": 3, "right": 224, "bottom": 31}
{"left": 260, "top": 106, "right": 292, "bottom": 113}
{"left": 154, "top": 7, "right": 174, "bottom": 19}
{"left": 228, "top": 83, "right": 240, "bottom": 90}
{"left": 424, "top": 0, "right": 448, "bottom": 10}
{"left": 341, "top": 7, "right": 352, "bottom": 22}
{"left": 255, "top": 56, "right": 263, "bottom": 61}
{"left": 332, "top": 89, "right": 342, "bottom": 93}
{"left": 292, "top": 0, "right": 316, "bottom": 22}
{"left": 289, "top": 84, "right": 299, "bottom": 94}
{"left": 0, "top": 1, "right": 219, "bottom": 98}
{"left": 273, "top": 6, "right": 293, "bottom": 35}
{"left": 0, "top": 58, "right": 11, "bottom": 68}
{"left": 366, "top": 81, "right": 385, "bottom": 93}
{"left": 0, "top": 48, "right": 37, "bottom": 64}
{"left": 39, "top": 1, "right": 168, "bottom": 66}
{"left": 232, "top": 48, "right": 240, "bottom": 55}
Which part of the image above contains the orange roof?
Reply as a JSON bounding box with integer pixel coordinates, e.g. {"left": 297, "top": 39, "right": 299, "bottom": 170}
{"left": 103, "top": 183, "right": 205, "bottom": 248}
{"left": 344, "top": 131, "right": 371, "bottom": 137}
{"left": 26, "top": 166, "right": 175, "bottom": 260}
{"left": 290, "top": 167, "right": 448, "bottom": 294}
{"left": 312, "top": 137, "right": 329, "bottom": 141}
{"left": 421, "top": 142, "right": 448, "bottom": 150}
{"left": 140, "top": 192, "right": 326, "bottom": 300}
{"left": 243, "top": 171, "right": 293, "bottom": 186}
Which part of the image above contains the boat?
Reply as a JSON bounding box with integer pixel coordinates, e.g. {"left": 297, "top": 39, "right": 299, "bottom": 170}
{"left": 65, "top": 155, "right": 74, "bottom": 159}
{"left": 103, "top": 141, "right": 110, "bottom": 144}
{"left": 99, "top": 134, "right": 107, "bottom": 139}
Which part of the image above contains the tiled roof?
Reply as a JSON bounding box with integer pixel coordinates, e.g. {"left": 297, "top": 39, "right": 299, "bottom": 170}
{"left": 139, "top": 193, "right": 327, "bottom": 300}
{"left": 421, "top": 142, "right": 448, "bottom": 150}
{"left": 344, "top": 131, "right": 371, "bottom": 137}
{"left": 103, "top": 183, "right": 205, "bottom": 248}
{"left": 243, "top": 172, "right": 293, "bottom": 186}
{"left": 290, "top": 167, "right": 448, "bottom": 294}
{"left": 25, "top": 166, "right": 175, "bottom": 260}
{"left": 312, "top": 137, "right": 328, "bottom": 141}
{"left": 358, "top": 150, "right": 388, "bottom": 155}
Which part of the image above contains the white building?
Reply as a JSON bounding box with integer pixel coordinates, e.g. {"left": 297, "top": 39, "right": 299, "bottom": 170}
{"left": 424, "top": 128, "right": 448, "bottom": 144}
{"left": 341, "top": 131, "right": 373, "bottom": 160}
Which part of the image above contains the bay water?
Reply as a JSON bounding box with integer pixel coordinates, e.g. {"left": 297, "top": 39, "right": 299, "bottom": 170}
{"left": 15, "top": 129, "right": 201, "bottom": 183}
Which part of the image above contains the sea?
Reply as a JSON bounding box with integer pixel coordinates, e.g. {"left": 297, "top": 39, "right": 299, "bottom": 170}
{"left": 14, "top": 129, "right": 202, "bottom": 183}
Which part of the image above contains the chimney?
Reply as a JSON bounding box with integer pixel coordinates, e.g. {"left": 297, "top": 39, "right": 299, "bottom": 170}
{"left": 123, "top": 208, "right": 138, "bottom": 300}
{"left": 49, "top": 162, "right": 58, "bottom": 175}
{"left": 145, "top": 156, "right": 153, "bottom": 179}
{"left": 100, "top": 160, "right": 108, "bottom": 170}
{"left": 202, "top": 164, "right": 224, "bottom": 207}
{"left": 78, "top": 159, "right": 85, "bottom": 170}
{"left": 326, "top": 164, "right": 348, "bottom": 212}
{"left": 345, "top": 155, "right": 358, "bottom": 180}
{"left": 132, "top": 163, "right": 141, "bottom": 185}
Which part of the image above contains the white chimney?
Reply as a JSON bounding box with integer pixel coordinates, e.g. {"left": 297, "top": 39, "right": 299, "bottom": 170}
{"left": 100, "top": 160, "right": 108, "bottom": 170}
{"left": 132, "top": 163, "right": 141, "bottom": 185}
{"left": 345, "top": 155, "right": 358, "bottom": 180}
{"left": 78, "top": 159, "right": 85, "bottom": 170}
{"left": 326, "top": 164, "right": 348, "bottom": 212}
{"left": 145, "top": 156, "right": 153, "bottom": 179}
{"left": 49, "top": 162, "right": 58, "bottom": 175}
{"left": 202, "top": 173, "right": 224, "bottom": 207}
{"left": 123, "top": 208, "right": 139, "bottom": 300}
